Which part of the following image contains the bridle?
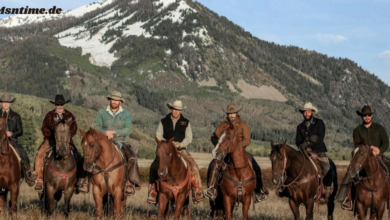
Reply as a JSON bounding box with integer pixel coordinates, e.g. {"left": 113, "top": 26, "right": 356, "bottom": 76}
{"left": 83, "top": 133, "right": 105, "bottom": 170}
{"left": 158, "top": 142, "right": 183, "bottom": 181}
{"left": 216, "top": 129, "right": 250, "bottom": 170}
{"left": 272, "top": 147, "right": 306, "bottom": 188}
{"left": 351, "top": 145, "right": 383, "bottom": 182}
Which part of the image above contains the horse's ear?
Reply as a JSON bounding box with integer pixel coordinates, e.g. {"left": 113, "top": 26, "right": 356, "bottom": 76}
{"left": 80, "top": 129, "right": 86, "bottom": 138}
{"left": 89, "top": 127, "right": 95, "bottom": 135}
{"left": 155, "top": 136, "right": 161, "bottom": 145}
{"left": 54, "top": 116, "right": 59, "bottom": 124}
{"left": 65, "top": 118, "right": 72, "bottom": 125}
{"left": 168, "top": 137, "right": 175, "bottom": 143}
{"left": 361, "top": 138, "right": 367, "bottom": 146}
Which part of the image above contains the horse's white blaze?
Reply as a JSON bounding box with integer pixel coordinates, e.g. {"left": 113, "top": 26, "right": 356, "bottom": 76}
{"left": 212, "top": 132, "right": 226, "bottom": 157}
{"left": 354, "top": 147, "right": 359, "bottom": 155}
{"left": 85, "top": 141, "right": 88, "bottom": 146}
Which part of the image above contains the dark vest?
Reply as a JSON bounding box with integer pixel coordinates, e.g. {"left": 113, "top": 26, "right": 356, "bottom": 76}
{"left": 161, "top": 114, "right": 189, "bottom": 142}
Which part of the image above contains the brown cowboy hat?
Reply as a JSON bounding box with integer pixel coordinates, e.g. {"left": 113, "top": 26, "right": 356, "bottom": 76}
{"left": 167, "top": 100, "right": 186, "bottom": 110}
{"left": 107, "top": 91, "right": 125, "bottom": 103}
{"left": 223, "top": 104, "right": 242, "bottom": 114}
{"left": 0, "top": 93, "right": 16, "bottom": 103}
{"left": 356, "top": 105, "right": 374, "bottom": 116}
{"left": 50, "top": 94, "right": 70, "bottom": 105}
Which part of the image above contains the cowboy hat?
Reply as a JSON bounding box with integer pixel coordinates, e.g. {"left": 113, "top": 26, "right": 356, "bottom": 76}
{"left": 0, "top": 93, "right": 16, "bottom": 103}
{"left": 299, "top": 102, "right": 318, "bottom": 114}
{"left": 50, "top": 94, "right": 70, "bottom": 105}
{"left": 167, "top": 100, "right": 186, "bottom": 110}
{"left": 356, "top": 105, "right": 374, "bottom": 116}
{"left": 107, "top": 91, "right": 125, "bottom": 103}
{"left": 223, "top": 104, "right": 242, "bottom": 114}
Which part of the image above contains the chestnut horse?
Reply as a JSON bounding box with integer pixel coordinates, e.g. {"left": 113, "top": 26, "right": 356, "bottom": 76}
{"left": 349, "top": 142, "right": 389, "bottom": 220}
{"left": 80, "top": 128, "right": 127, "bottom": 220}
{"left": 0, "top": 112, "right": 21, "bottom": 217}
{"left": 210, "top": 125, "right": 256, "bottom": 220}
{"left": 270, "top": 141, "right": 338, "bottom": 220}
{"left": 41, "top": 118, "right": 77, "bottom": 217}
{"left": 154, "top": 137, "right": 190, "bottom": 220}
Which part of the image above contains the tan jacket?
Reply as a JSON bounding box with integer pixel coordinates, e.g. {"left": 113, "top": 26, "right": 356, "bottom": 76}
{"left": 211, "top": 115, "right": 251, "bottom": 148}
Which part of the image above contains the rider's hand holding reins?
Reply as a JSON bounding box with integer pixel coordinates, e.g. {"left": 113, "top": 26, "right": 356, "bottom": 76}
{"left": 370, "top": 146, "right": 380, "bottom": 156}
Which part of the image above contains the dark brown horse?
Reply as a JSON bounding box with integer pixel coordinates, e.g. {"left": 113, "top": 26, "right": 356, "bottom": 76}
{"left": 41, "top": 118, "right": 77, "bottom": 217}
{"left": 0, "top": 112, "right": 21, "bottom": 217}
{"left": 154, "top": 137, "right": 190, "bottom": 220}
{"left": 270, "top": 141, "right": 338, "bottom": 220}
{"left": 80, "top": 128, "right": 127, "bottom": 220}
{"left": 349, "top": 142, "right": 389, "bottom": 220}
{"left": 210, "top": 125, "right": 256, "bottom": 220}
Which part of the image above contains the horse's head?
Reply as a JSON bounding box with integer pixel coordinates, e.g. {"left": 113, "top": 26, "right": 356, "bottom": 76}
{"left": 54, "top": 117, "right": 72, "bottom": 159}
{"left": 269, "top": 140, "right": 287, "bottom": 185}
{"left": 348, "top": 141, "right": 371, "bottom": 180}
{"left": 155, "top": 137, "right": 175, "bottom": 178}
{"left": 80, "top": 128, "right": 102, "bottom": 172}
{"left": 211, "top": 125, "right": 238, "bottom": 160}
{"left": 0, "top": 112, "right": 6, "bottom": 142}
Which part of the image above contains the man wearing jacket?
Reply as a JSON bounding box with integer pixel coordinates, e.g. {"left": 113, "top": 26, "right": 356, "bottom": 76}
{"left": 0, "top": 93, "right": 37, "bottom": 186}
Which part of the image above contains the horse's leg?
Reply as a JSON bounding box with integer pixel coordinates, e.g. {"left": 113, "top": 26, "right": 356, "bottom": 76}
{"left": 356, "top": 201, "right": 366, "bottom": 220}
{"left": 241, "top": 195, "right": 251, "bottom": 220}
{"left": 305, "top": 198, "right": 314, "bottom": 220}
{"left": 223, "top": 196, "right": 232, "bottom": 220}
{"left": 173, "top": 195, "right": 186, "bottom": 220}
{"left": 114, "top": 189, "right": 124, "bottom": 220}
{"left": 182, "top": 197, "right": 189, "bottom": 220}
{"left": 376, "top": 201, "right": 386, "bottom": 220}
{"left": 157, "top": 193, "right": 168, "bottom": 220}
{"left": 63, "top": 185, "right": 74, "bottom": 218}
{"left": 165, "top": 202, "right": 170, "bottom": 220}
{"left": 45, "top": 186, "right": 56, "bottom": 216}
{"left": 93, "top": 185, "right": 104, "bottom": 220}
{"left": 9, "top": 184, "right": 19, "bottom": 217}
{"left": 0, "top": 192, "right": 7, "bottom": 216}
{"left": 288, "top": 198, "right": 300, "bottom": 220}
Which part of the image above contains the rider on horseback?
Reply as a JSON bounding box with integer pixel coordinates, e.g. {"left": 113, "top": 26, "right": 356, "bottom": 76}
{"left": 147, "top": 100, "right": 205, "bottom": 204}
{"left": 0, "top": 93, "right": 37, "bottom": 186}
{"left": 94, "top": 91, "right": 141, "bottom": 196}
{"left": 34, "top": 95, "right": 88, "bottom": 192}
{"left": 294, "top": 102, "right": 332, "bottom": 203}
{"left": 206, "top": 104, "right": 269, "bottom": 203}
{"left": 336, "top": 105, "right": 390, "bottom": 210}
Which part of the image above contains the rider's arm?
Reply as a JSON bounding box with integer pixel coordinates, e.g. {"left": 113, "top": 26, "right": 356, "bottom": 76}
{"left": 114, "top": 111, "right": 132, "bottom": 138}
{"left": 180, "top": 122, "right": 193, "bottom": 148}
{"left": 242, "top": 122, "right": 251, "bottom": 148}
{"left": 211, "top": 123, "right": 224, "bottom": 146}
{"left": 69, "top": 113, "right": 78, "bottom": 138}
{"left": 155, "top": 121, "right": 165, "bottom": 141}
{"left": 41, "top": 113, "right": 52, "bottom": 140}
{"left": 93, "top": 110, "right": 106, "bottom": 134}
{"left": 12, "top": 113, "right": 23, "bottom": 139}
{"left": 378, "top": 124, "right": 389, "bottom": 154}
{"left": 295, "top": 125, "right": 304, "bottom": 147}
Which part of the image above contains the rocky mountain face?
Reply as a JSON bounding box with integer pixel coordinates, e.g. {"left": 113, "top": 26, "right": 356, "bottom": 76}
{"left": 1, "top": 0, "right": 389, "bottom": 159}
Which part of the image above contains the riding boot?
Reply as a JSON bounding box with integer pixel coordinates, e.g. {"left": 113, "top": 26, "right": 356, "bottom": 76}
{"left": 121, "top": 143, "right": 141, "bottom": 196}
{"left": 206, "top": 159, "right": 222, "bottom": 201}
{"left": 12, "top": 139, "right": 37, "bottom": 186}
{"left": 318, "top": 153, "right": 331, "bottom": 203}
{"left": 189, "top": 169, "right": 205, "bottom": 204}
{"left": 180, "top": 149, "right": 205, "bottom": 204}
{"left": 336, "top": 172, "right": 353, "bottom": 210}
{"left": 34, "top": 140, "right": 50, "bottom": 191}
{"left": 73, "top": 146, "right": 89, "bottom": 193}
{"left": 252, "top": 157, "right": 268, "bottom": 202}
{"left": 147, "top": 159, "right": 159, "bottom": 204}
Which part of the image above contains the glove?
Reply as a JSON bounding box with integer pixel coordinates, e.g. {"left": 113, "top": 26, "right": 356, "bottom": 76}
{"left": 172, "top": 141, "right": 183, "bottom": 150}
{"left": 309, "top": 135, "right": 318, "bottom": 143}
{"left": 299, "top": 142, "right": 308, "bottom": 151}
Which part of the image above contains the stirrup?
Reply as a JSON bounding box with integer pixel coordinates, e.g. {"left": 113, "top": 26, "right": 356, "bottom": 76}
{"left": 147, "top": 190, "right": 157, "bottom": 204}
{"left": 341, "top": 198, "right": 353, "bottom": 211}
{"left": 192, "top": 189, "right": 205, "bottom": 204}
{"left": 205, "top": 187, "right": 217, "bottom": 201}
{"left": 255, "top": 192, "right": 267, "bottom": 203}
{"left": 125, "top": 182, "right": 135, "bottom": 196}
{"left": 34, "top": 179, "right": 43, "bottom": 192}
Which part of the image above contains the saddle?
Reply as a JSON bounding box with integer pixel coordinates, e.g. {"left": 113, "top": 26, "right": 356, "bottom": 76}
{"left": 305, "top": 151, "right": 322, "bottom": 178}
{"left": 4, "top": 138, "right": 21, "bottom": 163}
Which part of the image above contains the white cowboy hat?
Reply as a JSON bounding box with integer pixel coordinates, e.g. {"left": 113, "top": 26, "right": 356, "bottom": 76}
{"left": 107, "top": 91, "right": 125, "bottom": 103}
{"left": 167, "top": 100, "right": 186, "bottom": 110}
{"left": 299, "top": 102, "right": 318, "bottom": 114}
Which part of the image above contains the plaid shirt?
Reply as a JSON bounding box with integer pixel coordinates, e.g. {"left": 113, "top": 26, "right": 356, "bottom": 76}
{"left": 41, "top": 109, "right": 77, "bottom": 145}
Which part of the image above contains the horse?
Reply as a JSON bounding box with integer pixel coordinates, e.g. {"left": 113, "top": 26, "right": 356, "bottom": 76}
{"left": 270, "top": 141, "right": 338, "bottom": 220}
{"left": 154, "top": 137, "right": 190, "bottom": 220}
{"left": 79, "top": 127, "right": 127, "bottom": 220}
{"left": 0, "top": 112, "right": 21, "bottom": 217}
{"left": 348, "top": 141, "right": 390, "bottom": 220}
{"left": 210, "top": 124, "right": 256, "bottom": 220}
{"left": 41, "top": 117, "right": 77, "bottom": 217}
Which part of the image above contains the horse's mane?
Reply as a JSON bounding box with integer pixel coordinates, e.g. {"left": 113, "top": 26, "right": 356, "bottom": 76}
{"left": 271, "top": 143, "right": 298, "bottom": 154}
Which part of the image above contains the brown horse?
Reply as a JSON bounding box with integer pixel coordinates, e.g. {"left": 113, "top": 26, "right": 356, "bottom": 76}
{"left": 154, "top": 137, "right": 190, "bottom": 220}
{"left": 210, "top": 125, "right": 256, "bottom": 220}
{"left": 0, "top": 112, "right": 21, "bottom": 217}
{"left": 80, "top": 128, "right": 127, "bottom": 220}
{"left": 270, "top": 141, "right": 338, "bottom": 220}
{"left": 348, "top": 142, "right": 389, "bottom": 220}
{"left": 41, "top": 118, "right": 77, "bottom": 217}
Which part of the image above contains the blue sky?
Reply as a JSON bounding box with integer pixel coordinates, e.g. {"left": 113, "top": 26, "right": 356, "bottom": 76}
{"left": 1, "top": 0, "right": 389, "bottom": 84}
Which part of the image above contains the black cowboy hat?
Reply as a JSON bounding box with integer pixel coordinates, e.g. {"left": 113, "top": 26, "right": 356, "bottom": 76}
{"left": 50, "top": 95, "right": 70, "bottom": 105}
{"left": 356, "top": 105, "right": 375, "bottom": 116}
